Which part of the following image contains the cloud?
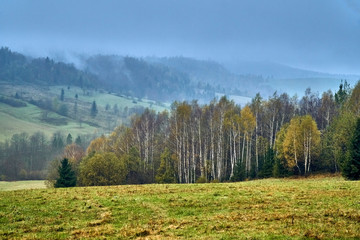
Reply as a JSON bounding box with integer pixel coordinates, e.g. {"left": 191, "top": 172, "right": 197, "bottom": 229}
{"left": 1, "top": 0, "right": 360, "bottom": 74}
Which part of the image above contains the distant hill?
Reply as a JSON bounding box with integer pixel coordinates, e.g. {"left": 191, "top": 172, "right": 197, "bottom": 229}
{"left": 225, "top": 60, "right": 360, "bottom": 80}
{"left": 147, "top": 56, "right": 271, "bottom": 97}
{"left": 224, "top": 60, "right": 360, "bottom": 96}
{"left": 84, "top": 55, "right": 195, "bottom": 101}
{"left": 2, "top": 47, "right": 358, "bottom": 103}
{"left": 0, "top": 47, "right": 99, "bottom": 88}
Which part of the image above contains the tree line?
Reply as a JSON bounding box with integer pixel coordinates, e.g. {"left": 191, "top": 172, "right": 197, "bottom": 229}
{"left": 0, "top": 131, "right": 92, "bottom": 180}
{"left": 68, "top": 81, "right": 360, "bottom": 186}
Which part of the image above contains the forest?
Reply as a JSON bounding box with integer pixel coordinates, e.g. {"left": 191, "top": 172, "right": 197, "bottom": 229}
{"left": 0, "top": 131, "right": 93, "bottom": 180}
{"left": 49, "top": 80, "right": 360, "bottom": 187}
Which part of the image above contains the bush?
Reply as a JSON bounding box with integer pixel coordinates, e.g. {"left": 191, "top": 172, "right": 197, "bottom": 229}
{"left": 0, "top": 96, "right": 27, "bottom": 107}
{"left": 78, "top": 152, "right": 126, "bottom": 186}
{"left": 195, "top": 176, "right": 207, "bottom": 183}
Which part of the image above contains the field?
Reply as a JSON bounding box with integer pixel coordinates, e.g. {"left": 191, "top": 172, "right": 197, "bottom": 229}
{"left": 0, "top": 83, "right": 169, "bottom": 142}
{"left": 0, "top": 102, "right": 98, "bottom": 142}
{"left": 0, "top": 177, "right": 359, "bottom": 239}
{"left": 0, "top": 181, "right": 46, "bottom": 191}
{"left": 49, "top": 86, "right": 169, "bottom": 113}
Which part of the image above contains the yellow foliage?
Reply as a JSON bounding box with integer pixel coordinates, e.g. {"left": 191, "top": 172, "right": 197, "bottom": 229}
{"left": 240, "top": 106, "right": 256, "bottom": 136}
{"left": 282, "top": 115, "right": 320, "bottom": 173}
{"left": 86, "top": 135, "right": 108, "bottom": 154}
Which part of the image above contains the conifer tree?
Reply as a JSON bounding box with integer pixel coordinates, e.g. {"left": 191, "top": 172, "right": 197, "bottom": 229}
{"left": 66, "top": 133, "right": 73, "bottom": 145}
{"left": 90, "top": 100, "right": 98, "bottom": 118}
{"left": 343, "top": 118, "right": 360, "bottom": 180}
{"left": 156, "top": 148, "right": 176, "bottom": 183}
{"left": 60, "top": 88, "right": 65, "bottom": 101}
{"left": 54, "top": 158, "right": 77, "bottom": 188}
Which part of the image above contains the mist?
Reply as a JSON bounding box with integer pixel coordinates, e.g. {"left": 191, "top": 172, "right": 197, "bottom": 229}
{"left": 1, "top": 0, "right": 360, "bottom": 75}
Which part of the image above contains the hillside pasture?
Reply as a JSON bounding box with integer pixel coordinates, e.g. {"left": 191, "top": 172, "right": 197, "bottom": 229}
{"left": 0, "top": 102, "right": 98, "bottom": 142}
{"left": 48, "top": 85, "right": 169, "bottom": 113}
{"left": 0, "top": 83, "right": 169, "bottom": 142}
{"left": 0, "top": 177, "right": 359, "bottom": 239}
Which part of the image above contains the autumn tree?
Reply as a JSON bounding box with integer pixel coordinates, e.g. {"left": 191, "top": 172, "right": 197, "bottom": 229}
{"left": 240, "top": 105, "right": 256, "bottom": 177}
{"left": 318, "top": 90, "right": 336, "bottom": 129}
{"left": 282, "top": 115, "right": 320, "bottom": 175}
{"left": 86, "top": 135, "right": 108, "bottom": 154}
{"left": 274, "top": 123, "right": 290, "bottom": 177}
{"left": 63, "top": 143, "right": 85, "bottom": 169}
{"left": 78, "top": 152, "right": 126, "bottom": 186}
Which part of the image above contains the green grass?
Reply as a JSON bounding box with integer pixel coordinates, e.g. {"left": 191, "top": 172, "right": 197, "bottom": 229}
{"left": 0, "top": 83, "right": 169, "bottom": 142}
{"left": 0, "top": 177, "right": 359, "bottom": 239}
{"left": 49, "top": 85, "right": 169, "bottom": 112}
{"left": 0, "top": 181, "right": 46, "bottom": 191}
{"left": 0, "top": 102, "right": 98, "bottom": 142}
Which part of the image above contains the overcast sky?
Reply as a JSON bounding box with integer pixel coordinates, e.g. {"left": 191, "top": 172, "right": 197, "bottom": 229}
{"left": 1, "top": 0, "right": 360, "bottom": 74}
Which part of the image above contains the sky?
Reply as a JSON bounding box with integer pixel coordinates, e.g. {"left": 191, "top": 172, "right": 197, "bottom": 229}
{"left": 1, "top": 0, "right": 360, "bottom": 74}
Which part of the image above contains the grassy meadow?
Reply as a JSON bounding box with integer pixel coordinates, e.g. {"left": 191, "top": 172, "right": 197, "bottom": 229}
{"left": 49, "top": 85, "right": 169, "bottom": 113}
{"left": 0, "top": 83, "right": 169, "bottom": 142}
{"left": 0, "top": 102, "right": 98, "bottom": 142}
{"left": 0, "top": 176, "right": 359, "bottom": 239}
{"left": 0, "top": 181, "right": 46, "bottom": 191}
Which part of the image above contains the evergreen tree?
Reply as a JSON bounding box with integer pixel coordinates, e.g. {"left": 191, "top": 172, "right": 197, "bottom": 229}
{"left": 156, "top": 148, "right": 176, "bottom": 183}
{"left": 343, "top": 118, "right": 360, "bottom": 180}
{"left": 75, "top": 136, "right": 82, "bottom": 146}
{"left": 113, "top": 104, "right": 119, "bottom": 115}
{"left": 261, "top": 148, "right": 275, "bottom": 178}
{"left": 231, "top": 161, "right": 246, "bottom": 181}
{"left": 74, "top": 101, "right": 78, "bottom": 119}
{"left": 335, "top": 80, "right": 350, "bottom": 108}
{"left": 60, "top": 88, "right": 65, "bottom": 101}
{"left": 54, "top": 158, "right": 76, "bottom": 188}
{"left": 90, "top": 100, "right": 98, "bottom": 118}
{"left": 66, "top": 133, "right": 73, "bottom": 145}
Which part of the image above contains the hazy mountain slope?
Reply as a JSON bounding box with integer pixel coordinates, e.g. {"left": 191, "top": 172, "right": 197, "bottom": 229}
{"left": 0, "top": 47, "right": 99, "bottom": 88}
{"left": 84, "top": 55, "right": 195, "bottom": 101}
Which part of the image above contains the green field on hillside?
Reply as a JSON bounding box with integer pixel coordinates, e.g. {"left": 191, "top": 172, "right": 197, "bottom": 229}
{"left": 0, "top": 177, "right": 359, "bottom": 239}
{"left": 0, "top": 84, "right": 169, "bottom": 142}
{"left": 49, "top": 85, "right": 169, "bottom": 112}
{"left": 0, "top": 102, "right": 98, "bottom": 142}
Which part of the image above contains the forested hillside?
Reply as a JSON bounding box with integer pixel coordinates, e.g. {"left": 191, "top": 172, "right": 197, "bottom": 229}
{"left": 0, "top": 47, "right": 98, "bottom": 88}
{"left": 84, "top": 55, "right": 196, "bottom": 101}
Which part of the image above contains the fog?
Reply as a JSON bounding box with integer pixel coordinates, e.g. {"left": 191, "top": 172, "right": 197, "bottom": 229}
{"left": 1, "top": 0, "right": 360, "bottom": 74}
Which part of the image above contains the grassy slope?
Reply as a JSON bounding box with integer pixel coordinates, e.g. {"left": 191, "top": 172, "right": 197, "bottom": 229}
{"left": 0, "top": 102, "right": 97, "bottom": 142}
{"left": 0, "top": 177, "right": 359, "bottom": 239}
{"left": 0, "top": 84, "right": 168, "bottom": 142}
{"left": 49, "top": 86, "right": 169, "bottom": 112}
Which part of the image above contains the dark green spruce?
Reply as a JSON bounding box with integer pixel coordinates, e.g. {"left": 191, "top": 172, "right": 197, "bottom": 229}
{"left": 54, "top": 158, "right": 77, "bottom": 188}
{"left": 343, "top": 118, "right": 360, "bottom": 180}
